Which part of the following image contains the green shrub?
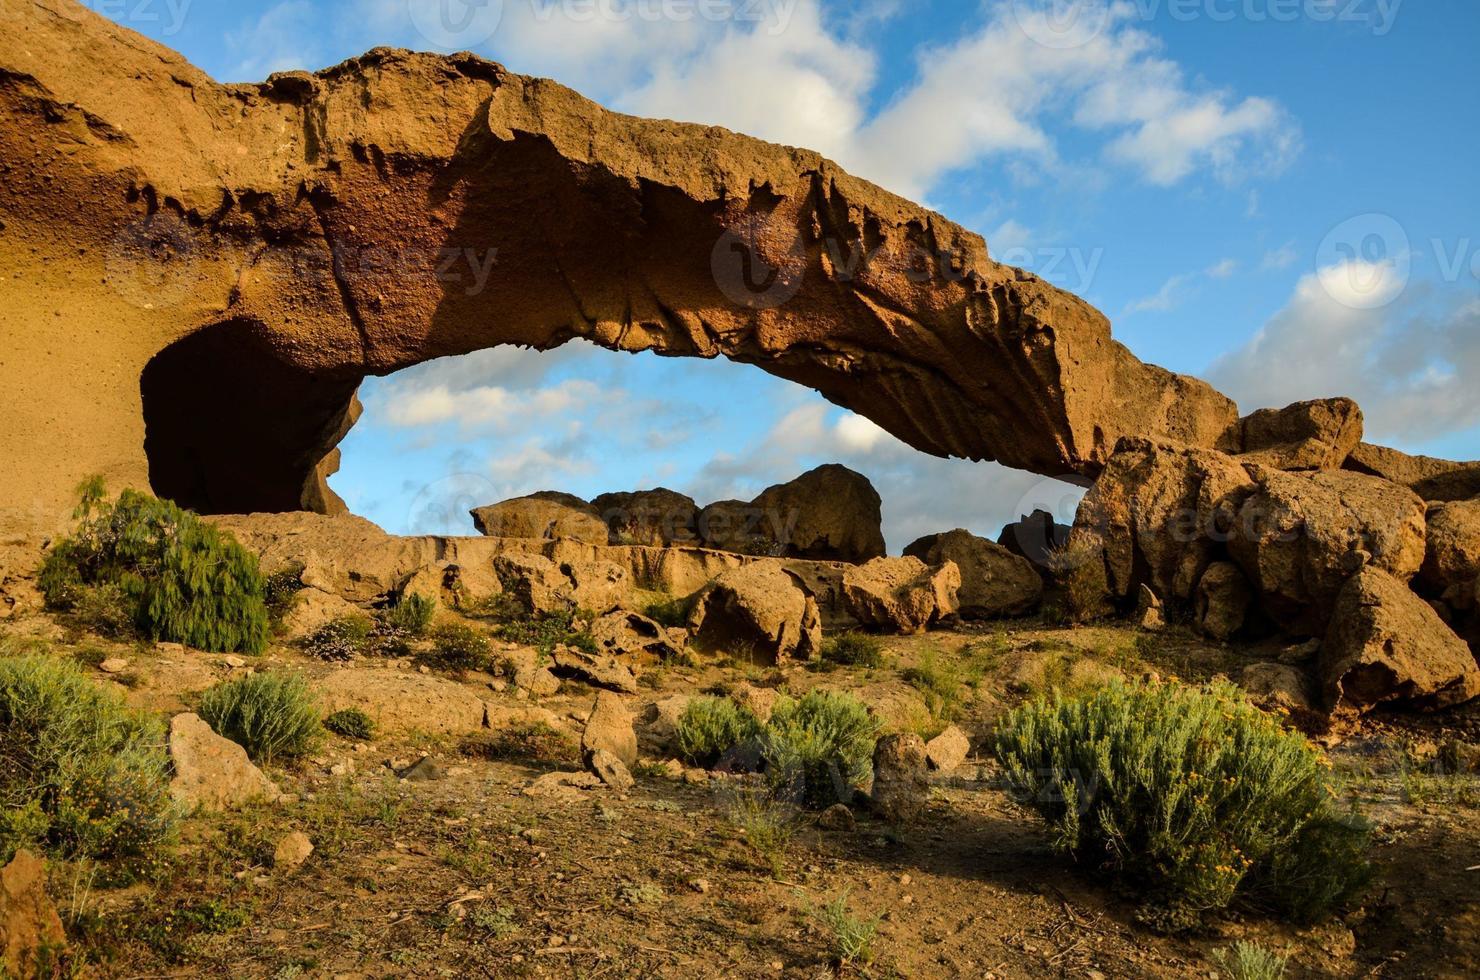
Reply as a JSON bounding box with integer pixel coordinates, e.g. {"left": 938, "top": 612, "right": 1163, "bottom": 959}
{"left": 0, "top": 653, "right": 177, "bottom": 864}
{"left": 994, "top": 680, "right": 1371, "bottom": 926}
{"left": 427, "top": 622, "right": 494, "bottom": 673}
{"left": 723, "top": 783, "right": 797, "bottom": 878}
{"left": 381, "top": 593, "right": 436, "bottom": 636}
{"left": 323, "top": 708, "right": 376, "bottom": 741}
{"left": 464, "top": 723, "right": 579, "bottom": 765}
{"left": 762, "top": 691, "right": 879, "bottom": 809}
{"left": 492, "top": 608, "right": 597, "bottom": 658}
{"left": 198, "top": 672, "right": 321, "bottom": 764}
{"left": 72, "top": 583, "right": 138, "bottom": 639}
{"left": 303, "top": 616, "right": 375, "bottom": 663}
{"left": 821, "top": 632, "right": 886, "bottom": 669}
{"left": 39, "top": 478, "right": 269, "bottom": 654}
{"left": 902, "top": 648, "right": 972, "bottom": 722}
{"left": 1043, "top": 533, "right": 1111, "bottom": 625}
{"left": 263, "top": 566, "right": 306, "bottom": 629}
{"left": 675, "top": 696, "right": 763, "bottom": 768}
{"left": 1214, "top": 941, "right": 1288, "bottom": 980}
{"left": 810, "top": 889, "right": 878, "bottom": 965}
{"left": 639, "top": 593, "right": 694, "bottom": 629}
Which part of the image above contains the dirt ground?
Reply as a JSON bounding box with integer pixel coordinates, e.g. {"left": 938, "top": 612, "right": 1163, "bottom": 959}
{"left": 6, "top": 613, "right": 1480, "bottom": 979}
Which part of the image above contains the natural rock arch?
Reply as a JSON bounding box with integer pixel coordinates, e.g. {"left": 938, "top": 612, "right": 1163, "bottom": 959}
{"left": 0, "top": 0, "right": 1240, "bottom": 528}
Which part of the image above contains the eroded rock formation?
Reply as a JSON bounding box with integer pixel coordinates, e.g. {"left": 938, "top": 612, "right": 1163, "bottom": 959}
{"left": 0, "top": 0, "right": 1241, "bottom": 530}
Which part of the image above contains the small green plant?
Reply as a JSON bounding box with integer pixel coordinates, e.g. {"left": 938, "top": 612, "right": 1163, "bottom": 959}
{"left": 71, "top": 582, "right": 138, "bottom": 639}
{"left": 725, "top": 784, "right": 798, "bottom": 878}
{"left": 810, "top": 889, "right": 878, "bottom": 965}
{"left": 902, "top": 648, "right": 970, "bottom": 722}
{"left": 263, "top": 566, "right": 306, "bottom": 629}
{"left": 1043, "top": 533, "right": 1111, "bottom": 625}
{"left": 675, "top": 696, "right": 763, "bottom": 768}
{"left": 323, "top": 708, "right": 376, "bottom": 741}
{"left": 381, "top": 592, "right": 436, "bottom": 635}
{"left": 303, "top": 615, "right": 375, "bottom": 663}
{"left": 426, "top": 622, "right": 494, "bottom": 673}
{"left": 491, "top": 608, "right": 597, "bottom": 658}
{"left": 198, "top": 672, "right": 322, "bottom": 764}
{"left": 0, "top": 653, "right": 177, "bottom": 864}
{"left": 39, "top": 478, "right": 270, "bottom": 653}
{"left": 639, "top": 592, "right": 694, "bottom": 629}
{"left": 1213, "top": 941, "right": 1288, "bottom": 980}
{"left": 761, "top": 691, "right": 879, "bottom": 809}
{"left": 463, "top": 723, "right": 580, "bottom": 765}
{"left": 994, "top": 680, "right": 1371, "bottom": 927}
{"left": 821, "top": 632, "right": 886, "bottom": 669}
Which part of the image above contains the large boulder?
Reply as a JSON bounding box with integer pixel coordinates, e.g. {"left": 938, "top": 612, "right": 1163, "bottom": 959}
{"left": 592, "top": 488, "right": 701, "bottom": 547}
{"left": 1232, "top": 398, "right": 1364, "bottom": 471}
{"left": 1073, "top": 438, "right": 1256, "bottom": 603}
{"left": 688, "top": 562, "right": 822, "bottom": 664}
{"left": 168, "top": 713, "right": 281, "bottom": 813}
{"left": 997, "top": 509, "right": 1071, "bottom": 570}
{"left": 581, "top": 692, "right": 638, "bottom": 768}
{"left": 699, "top": 465, "right": 887, "bottom": 564}
{"left": 1421, "top": 499, "right": 1480, "bottom": 612}
{"left": 471, "top": 491, "right": 608, "bottom": 545}
{"left": 491, "top": 552, "right": 628, "bottom": 616}
{"left": 903, "top": 529, "right": 1041, "bottom": 619}
{"left": 317, "top": 669, "right": 488, "bottom": 736}
{"left": 1195, "top": 562, "right": 1254, "bottom": 642}
{"left": 1229, "top": 469, "right": 1427, "bottom": 636}
{"left": 871, "top": 734, "right": 929, "bottom": 824}
{"left": 843, "top": 557, "right": 960, "bottom": 634}
{"left": 0, "top": 850, "right": 66, "bottom": 978}
{"left": 1345, "top": 443, "right": 1480, "bottom": 502}
{"left": 1321, "top": 566, "right": 1480, "bottom": 713}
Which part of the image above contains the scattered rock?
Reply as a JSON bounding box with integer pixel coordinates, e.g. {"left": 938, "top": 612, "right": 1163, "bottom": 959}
{"left": 1195, "top": 562, "right": 1253, "bottom": 642}
{"left": 1233, "top": 397, "right": 1364, "bottom": 471}
{"left": 588, "top": 610, "right": 685, "bottom": 661}
{"left": 643, "top": 696, "right": 692, "bottom": 744}
{"left": 1134, "top": 584, "right": 1165, "bottom": 631}
{"left": 550, "top": 649, "right": 639, "bottom": 694}
{"left": 318, "top": 669, "right": 487, "bottom": 736}
{"left": 397, "top": 757, "right": 446, "bottom": 782}
{"left": 698, "top": 465, "right": 887, "bottom": 564}
{"left": 729, "top": 684, "right": 782, "bottom": 725}
{"left": 818, "top": 803, "right": 856, "bottom": 832}
{"left": 582, "top": 691, "right": 638, "bottom": 767}
{"left": 592, "top": 488, "right": 701, "bottom": 547}
{"left": 514, "top": 664, "right": 561, "bottom": 698}
{"left": 904, "top": 529, "right": 1042, "bottom": 619}
{"left": 587, "top": 748, "right": 635, "bottom": 792}
{"left": 272, "top": 832, "right": 314, "bottom": 871}
{"left": 1421, "top": 499, "right": 1480, "bottom": 612}
{"left": 924, "top": 725, "right": 971, "bottom": 772}
{"left": 1321, "top": 566, "right": 1480, "bottom": 713}
{"left": 471, "top": 491, "right": 609, "bottom": 545}
{"left": 523, "top": 771, "right": 603, "bottom": 800}
{"left": 98, "top": 657, "right": 130, "bottom": 674}
{"left": 871, "top": 733, "right": 930, "bottom": 824}
{"left": 168, "top": 713, "right": 280, "bottom": 813}
{"left": 0, "top": 850, "right": 66, "bottom": 978}
{"left": 689, "top": 562, "right": 821, "bottom": 664}
{"left": 843, "top": 557, "right": 960, "bottom": 634}
{"left": 1240, "top": 662, "right": 1323, "bottom": 731}
{"left": 1230, "top": 469, "right": 1427, "bottom": 635}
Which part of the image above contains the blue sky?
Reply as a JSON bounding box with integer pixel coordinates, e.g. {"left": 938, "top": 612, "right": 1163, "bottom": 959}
{"left": 98, "top": 0, "right": 1480, "bottom": 548}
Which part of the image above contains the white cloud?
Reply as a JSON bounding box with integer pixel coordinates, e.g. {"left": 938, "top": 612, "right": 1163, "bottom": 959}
{"left": 1261, "top": 241, "right": 1300, "bottom": 270}
{"left": 1206, "top": 258, "right": 1238, "bottom": 279}
{"left": 1125, "top": 272, "right": 1196, "bottom": 314}
{"left": 1208, "top": 263, "right": 1480, "bottom": 443}
{"left": 224, "top": 1, "right": 319, "bottom": 79}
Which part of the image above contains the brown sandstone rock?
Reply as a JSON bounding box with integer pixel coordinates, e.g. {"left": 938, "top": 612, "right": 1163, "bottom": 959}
{"left": 588, "top": 611, "right": 686, "bottom": 662}
{"left": 0, "top": 1, "right": 1240, "bottom": 528}
{"left": 924, "top": 725, "right": 971, "bottom": 772}
{"left": 586, "top": 748, "right": 635, "bottom": 793}
{"left": 1195, "top": 562, "right": 1254, "bottom": 642}
{"left": 272, "top": 832, "right": 314, "bottom": 872}
{"left": 280, "top": 587, "right": 364, "bottom": 640}
{"left": 1321, "top": 567, "right": 1480, "bottom": 713}
{"left": 492, "top": 552, "right": 628, "bottom": 617}
{"left": 471, "top": 492, "right": 609, "bottom": 545}
{"left": 1240, "top": 662, "right": 1323, "bottom": 731}
{"left": 1345, "top": 443, "right": 1480, "bottom": 502}
{"left": 1232, "top": 398, "right": 1364, "bottom": 471}
{"left": 1421, "top": 499, "right": 1480, "bottom": 612}
{"left": 0, "top": 850, "right": 66, "bottom": 978}
{"left": 1073, "top": 438, "right": 1256, "bottom": 604}
{"left": 843, "top": 557, "right": 960, "bottom": 634}
{"left": 904, "top": 529, "right": 1042, "bottom": 619}
{"left": 1230, "top": 469, "right": 1427, "bottom": 636}
{"left": 168, "top": 713, "right": 281, "bottom": 813}
{"left": 550, "top": 649, "right": 639, "bottom": 695}
{"left": 318, "top": 669, "right": 487, "bottom": 736}
{"left": 582, "top": 692, "right": 638, "bottom": 768}
{"left": 689, "top": 563, "right": 821, "bottom": 664}
{"left": 592, "top": 489, "right": 701, "bottom": 546}
{"left": 871, "top": 733, "right": 930, "bottom": 824}
{"left": 698, "top": 465, "right": 887, "bottom": 564}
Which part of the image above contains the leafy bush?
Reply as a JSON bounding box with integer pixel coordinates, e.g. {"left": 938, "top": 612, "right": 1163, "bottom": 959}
{"left": 901, "top": 648, "right": 971, "bottom": 722}
{"left": 426, "top": 622, "right": 494, "bottom": 673}
{"left": 810, "top": 889, "right": 878, "bottom": 966}
{"left": 0, "top": 653, "right": 176, "bottom": 864}
{"left": 1214, "top": 941, "right": 1288, "bottom": 980}
{"left": 762, "top": 691, "right": 879, "bottom": 809}
{"left": 72, "top": 583, "right": 138, "bottom": 639}
{"left": 463, "top": 723, "right": 579, "bottom": 765}
{"left": 198, "top": 672, "right": 321, "bottom": 764}
{"left": 994, "top": 680, "right": 1371, "bottom": 926}
{"left": 675, "top": 696, "right": 763, "bottom": 768}
{"left": 1042, "top": 533, "right": 1111, "bottom": 625}
{"left": 821, "top": 632, "right": 886, "bottom": 669}
{"left": 492, "top": 608, "right": 597, "bottom": 658}
{"left": 639, "top": 593, "right": 694, "bottom": 629}
{"left": 39, "top": 478, "right": 269, "bottom": 654}
{"left": 303, "top": 616, "right": 376, "bottom": 663}
{"left": 381, "top": 593, "right": 436, "bottom": 635}
{"left": 323, "top": 708, "right": 376, "bottom": 741}
{"left": 723, "top": 783, "right": 797, "bottom": 878}
{"left": 263, "top": 566, "right": 306, "bottom": 629}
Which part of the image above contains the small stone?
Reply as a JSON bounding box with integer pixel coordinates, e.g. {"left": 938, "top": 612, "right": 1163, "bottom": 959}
{"left": 222, "top": 655, "right": 247, "bottom": 668}
{"left": 689, "top": 878, "right": 711, "bottom": 894}
{"left": 98, "top": 657, "right": 130, "bottom": 674}
{"left": 273, "top": 832, "right": 314, "bottom": 871}
{"left": 818, "top": 803, "right": 856, "bottom": 832}
{"left": 397, "top": 757, "right": 446, "bottom": 782}
{"left": 925, "top": 725, "right": 971, "bottom": 772}
{"left": 587, "top": 749, "right": 635, "bottom": 793}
